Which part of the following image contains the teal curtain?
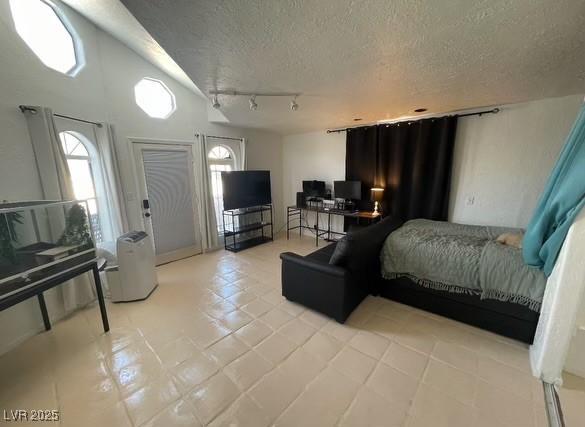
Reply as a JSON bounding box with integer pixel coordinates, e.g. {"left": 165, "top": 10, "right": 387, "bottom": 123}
{"left": 523, "top": 104, "right": 585, "bottom": 276}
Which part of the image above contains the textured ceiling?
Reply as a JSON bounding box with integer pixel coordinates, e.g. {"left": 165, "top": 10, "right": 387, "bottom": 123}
{"left": 121, "top": 0, "right": 584, "bottom": 134}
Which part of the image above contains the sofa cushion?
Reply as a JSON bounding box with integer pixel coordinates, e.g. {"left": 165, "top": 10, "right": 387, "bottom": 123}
{"left": 329, "top": 216, "right": 403, "bottom": 274}
{"left": 307, "top": 243, "right": 337, "bottom": 264}
{"left": 328, "top": 237, "right": 351, "bottom": 267}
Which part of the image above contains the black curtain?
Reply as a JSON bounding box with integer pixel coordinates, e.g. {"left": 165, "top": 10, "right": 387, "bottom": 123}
{"left": 345, "top": 126, "right": 378, "bottom": 211}
{"left": 345, "top": 116, "right": 458, "bottom": 221}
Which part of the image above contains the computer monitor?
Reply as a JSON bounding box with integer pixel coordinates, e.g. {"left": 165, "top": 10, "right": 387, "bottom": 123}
{"left": 334, "top": 181, "right": 361, "bottom": 200}
{"left": 302, "top": 180, "right": 326, "bottom": 197}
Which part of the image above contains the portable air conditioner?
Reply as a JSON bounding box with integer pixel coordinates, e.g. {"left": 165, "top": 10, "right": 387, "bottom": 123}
{"left": 106, "top": 231, "right": 157, "bottom": 302}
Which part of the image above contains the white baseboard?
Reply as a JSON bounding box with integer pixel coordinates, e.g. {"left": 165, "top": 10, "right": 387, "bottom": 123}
{"left": 0, "top": 323, "right": 45, "bottom": 356}
{"left": 0, "top": 304, "right": 86, "bottom": 356}
{"left": 564, "top": 327, "right": 585, "bottom": 379}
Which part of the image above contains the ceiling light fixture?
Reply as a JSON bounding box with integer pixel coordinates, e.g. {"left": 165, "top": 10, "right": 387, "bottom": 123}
{"left": 212, "top": 94, "right": 220, "bottom": 109}
{"left": 209, "top": 90, "right": 301, "bottom": 112}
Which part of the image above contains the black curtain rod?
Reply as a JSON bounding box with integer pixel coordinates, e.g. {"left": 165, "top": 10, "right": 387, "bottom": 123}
{"left": 326, "top": 107, "right": 500, "bottom": 133}
{"left": 54, "top": 113, "right": 102, "bottom": 127}
{"left": 194, "top": 133, "right": 243, "bottom": 141}
{"left": 19, "top": 106, "right": 102, "bottom": 127}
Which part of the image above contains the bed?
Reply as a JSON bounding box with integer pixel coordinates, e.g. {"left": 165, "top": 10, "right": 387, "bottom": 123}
{"left": 378, "top": 219, "right": 547, "bottom": 343}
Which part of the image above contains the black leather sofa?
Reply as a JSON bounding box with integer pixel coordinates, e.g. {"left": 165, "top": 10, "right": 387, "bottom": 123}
{"left": 280, "top": 217, "right": 402, "bottom": 322}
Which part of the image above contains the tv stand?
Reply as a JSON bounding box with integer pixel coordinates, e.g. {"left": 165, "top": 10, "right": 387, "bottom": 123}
{"left": 222, "top": 204, "right": 273, "bottom": 252}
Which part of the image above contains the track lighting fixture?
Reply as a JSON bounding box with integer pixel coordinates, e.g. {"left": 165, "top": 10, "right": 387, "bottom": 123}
{"left": 209, "top": 90, "right": 301, "bottom": 112}
{"left": 212, "top": 94, "right": 220, "bottom": 109}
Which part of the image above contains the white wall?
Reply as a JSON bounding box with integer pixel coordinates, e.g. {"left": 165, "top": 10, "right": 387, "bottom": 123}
{"left": 0, "top": 0, "right": 283, "bottom": 354}
{"left": 282, "top": 131, "right": 346, "bottom": 233}
{"left": 449, "top": 94, "right": 583, "bottom": 228}
{"left": 245, "top": 128, "right": 285, "bottom": 232}
{"left": 283, "top": 94, "right": 583, "bottom": 232}
{"left": 282, "top": 131, "right": 345, "bottom": 207}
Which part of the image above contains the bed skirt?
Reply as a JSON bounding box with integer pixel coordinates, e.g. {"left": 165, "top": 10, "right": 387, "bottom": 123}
{"left": 377, "top": 276, "right": 540, "bottom": 344}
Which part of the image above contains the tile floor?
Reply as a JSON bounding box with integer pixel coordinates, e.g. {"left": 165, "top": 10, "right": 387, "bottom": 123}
{"left": 1, "top": 235, "right": 584, "bottom": 427}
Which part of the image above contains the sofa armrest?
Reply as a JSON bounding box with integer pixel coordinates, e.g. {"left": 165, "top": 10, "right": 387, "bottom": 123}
{"left": 279, "top": 252, "right": 347, "bottom": 278}
{"left": 280, "top": 251, "right": 353, "bottom": 322}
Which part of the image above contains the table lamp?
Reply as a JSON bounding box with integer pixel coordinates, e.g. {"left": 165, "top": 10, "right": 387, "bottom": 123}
{"left": 371, "top": 188, "right": 384, "bottom": 214}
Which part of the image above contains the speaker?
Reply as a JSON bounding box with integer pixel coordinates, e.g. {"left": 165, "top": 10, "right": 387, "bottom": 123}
{"left": 296, "top": 192, "right": 306, "bottom": 208}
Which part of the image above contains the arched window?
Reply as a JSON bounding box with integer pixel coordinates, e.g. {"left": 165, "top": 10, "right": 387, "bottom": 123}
{"left": 59, "top": 132, "right": 102, "bottom": 242}
{"left": 208, "top": 145, "right": 235, "bottom": 233}
{"left": 208, "top": 146, "right": 232, "bottom": 161}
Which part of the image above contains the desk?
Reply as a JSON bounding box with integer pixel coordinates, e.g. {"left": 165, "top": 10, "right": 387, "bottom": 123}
{"left": 287, "top": 205, "right": 380, "bottom": 246}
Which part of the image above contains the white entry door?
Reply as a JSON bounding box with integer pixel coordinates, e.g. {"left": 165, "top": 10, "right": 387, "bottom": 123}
{"left": 133, "top": 142, "right": 202, "bottom": 265}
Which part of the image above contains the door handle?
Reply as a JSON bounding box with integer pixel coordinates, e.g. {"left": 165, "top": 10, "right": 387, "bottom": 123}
{"left": 144, "top": 212, "right": 151, "bottom": 218}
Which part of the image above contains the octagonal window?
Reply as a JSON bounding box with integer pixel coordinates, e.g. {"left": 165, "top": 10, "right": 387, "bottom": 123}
{"left": 10, "top": 0, "right": 83, "bottom": 75}
{"left": 134, "top": 78, "right": 176, "bottom": 119}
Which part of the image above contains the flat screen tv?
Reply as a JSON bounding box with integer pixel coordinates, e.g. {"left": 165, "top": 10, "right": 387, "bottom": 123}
{"left": 334, "top": 180, "right": 361, "bottom": 200}
{"left": 302, "top": 180, "right": 326, "bottom": 197}
{"left": 221, "top": 170, "right": 272, "bottom": 210}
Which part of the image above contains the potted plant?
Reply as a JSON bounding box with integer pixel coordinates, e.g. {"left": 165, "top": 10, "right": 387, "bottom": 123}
{"left": 57, "top": 203, "right": 93, "bottom": 248}
{"left": 0, "top": 210, "right": 23, "bottom": 264}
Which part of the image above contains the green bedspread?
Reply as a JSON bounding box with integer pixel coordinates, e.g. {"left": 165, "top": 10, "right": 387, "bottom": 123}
{"left": 380, "top": 219, "right": 547, "bottom": 311}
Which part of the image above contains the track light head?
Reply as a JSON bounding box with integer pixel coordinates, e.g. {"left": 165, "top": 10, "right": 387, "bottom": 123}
{"left": 249, "top": 95, "right": 258, "bottom": 111}
{"left": 212, "top": 94, "right": 220, "bottom": 109}
{"left": 290, "top": 96, "right": 299, "bottom": 111}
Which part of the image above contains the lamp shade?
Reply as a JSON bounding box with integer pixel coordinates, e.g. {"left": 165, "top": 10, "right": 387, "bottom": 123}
{"left": 371, "top": 187, "right": 384, "bottom": 202}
